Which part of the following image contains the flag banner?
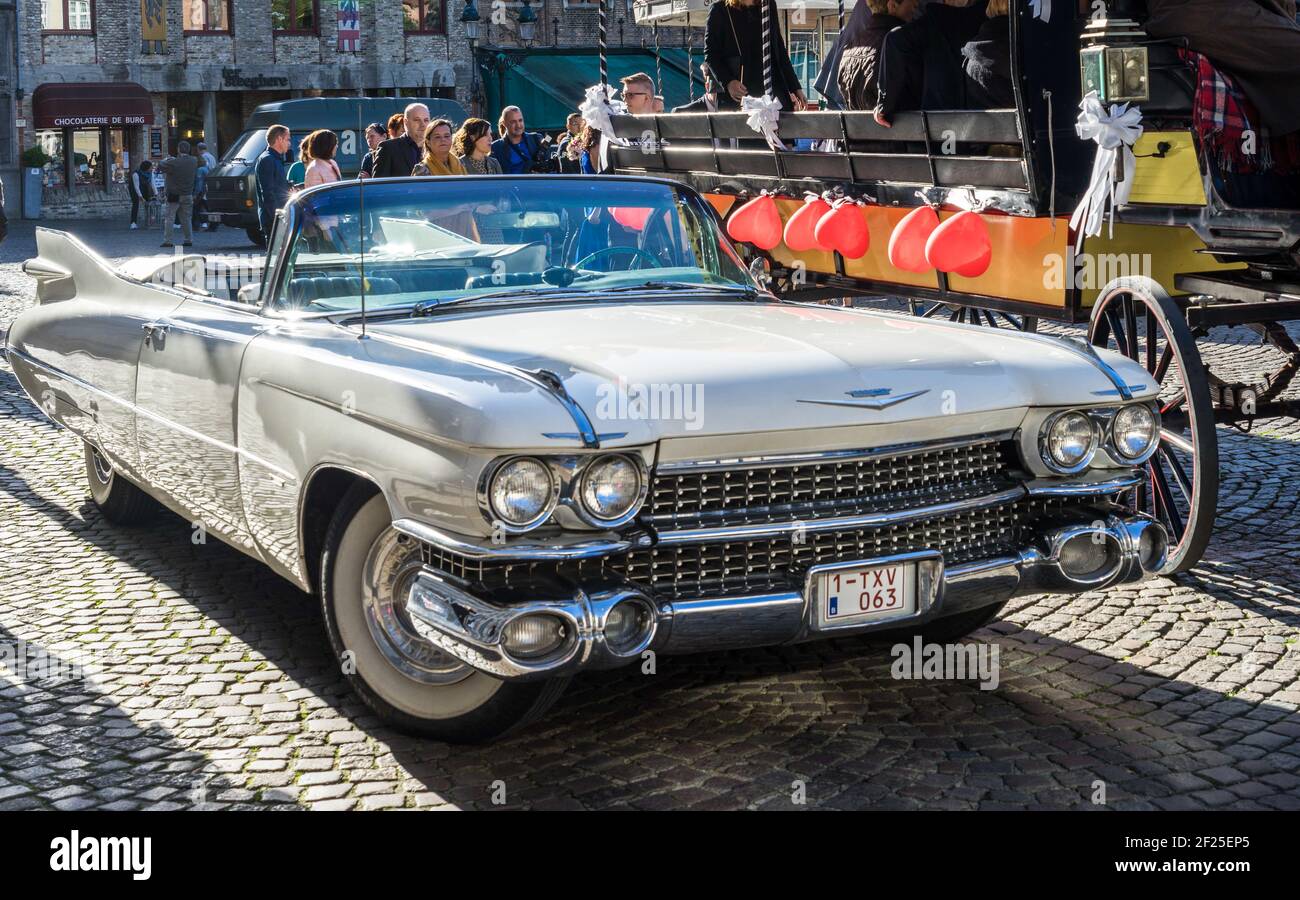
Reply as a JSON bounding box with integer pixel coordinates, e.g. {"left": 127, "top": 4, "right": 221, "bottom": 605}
{"left": 338, "top": 0, "right": 361, "bottom": 52}
{"left": 141, "top": 0, "right": 167, "bottom": 54}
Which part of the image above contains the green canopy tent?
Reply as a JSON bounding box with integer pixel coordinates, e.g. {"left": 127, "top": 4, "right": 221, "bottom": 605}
{"left": 478, "top": 47, "right": 704, "bottom": 133}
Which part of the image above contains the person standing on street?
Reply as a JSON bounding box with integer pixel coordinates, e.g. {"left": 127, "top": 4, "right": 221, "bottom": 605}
{"left": 160, "top": 141, "right": 199, "bottom": 248}
{"left": 373, "top": 103, "right": 429, "bottom": 178}
{"left": 491, "top": 107, "right": 546, "bottom": 174}
{"left": 192, "top": 147, "right": 211, "bottom": 233}
{"left": 254, "top": 124, "right": 293, "bottom": 244}
{"left": 197, "top": 142, "right": 219, "bottom": 231}
{"left": 128, "top": 160, "right": 155, "bottom": 230}
{"left": 556, "top": 113, "right": 584, "bottom": 174}
{"left": 359, "top": 122, "right": 386, "bottom": 178}
{"left": 0, "top": 177, "right": 7, "bottom": 245}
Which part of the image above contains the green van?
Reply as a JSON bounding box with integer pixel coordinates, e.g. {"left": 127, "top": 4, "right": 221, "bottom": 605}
{"left": 206, "top": 96, "right": 466, "bottom": 246}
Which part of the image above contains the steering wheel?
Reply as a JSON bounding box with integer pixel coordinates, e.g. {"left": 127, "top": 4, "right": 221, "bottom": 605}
{"left": 575, "top": 245, "right": 660, "bottom": 272}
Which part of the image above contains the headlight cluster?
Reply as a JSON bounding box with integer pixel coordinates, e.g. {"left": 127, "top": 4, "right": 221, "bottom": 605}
{"left": 1039, "top": 403, "right": 1159, "bottom": 474}
{"left": 483, "top": 453, "right": 647, "bottom": 533}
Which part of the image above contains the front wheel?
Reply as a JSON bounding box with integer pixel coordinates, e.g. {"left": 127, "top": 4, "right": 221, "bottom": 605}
{"left": 245, "top": 226, "right": 266, "bottom": 247}
{"left": 319, "top": 484, "right": 568, "bottom": 743}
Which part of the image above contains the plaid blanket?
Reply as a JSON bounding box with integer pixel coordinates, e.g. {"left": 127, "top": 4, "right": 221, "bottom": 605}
{"left": 1180, "top": 48, "right": 1300, "bottom": 175}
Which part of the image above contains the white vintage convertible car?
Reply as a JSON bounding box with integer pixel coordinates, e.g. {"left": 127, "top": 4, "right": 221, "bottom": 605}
{"left": 5, "top": 175, "right": 1168, "bottom": 741}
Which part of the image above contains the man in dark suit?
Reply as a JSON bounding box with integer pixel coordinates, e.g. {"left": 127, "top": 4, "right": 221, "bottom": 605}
{"left": 373, "top": 103, "right": 429, "bottom": 177}
{"left": 255, "top": 124, "right": 292, "bottom": 242}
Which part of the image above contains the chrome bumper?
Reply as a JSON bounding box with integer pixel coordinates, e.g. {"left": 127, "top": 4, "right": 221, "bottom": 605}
{"left": 404, "top": 513, "right": 1167, "bottom": 682}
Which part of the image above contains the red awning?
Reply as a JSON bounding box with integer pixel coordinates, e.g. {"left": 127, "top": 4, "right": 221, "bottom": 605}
{"left": 32, "top": 82, "right": 155, "bottom": 130}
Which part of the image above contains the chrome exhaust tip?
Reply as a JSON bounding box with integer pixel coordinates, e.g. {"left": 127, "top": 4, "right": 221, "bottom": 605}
{"left": 1114, "top": 516, "right": 1169, "bottom": 577}
{"left": 1046, "top": 523, "right": 1125, "bottom": 587}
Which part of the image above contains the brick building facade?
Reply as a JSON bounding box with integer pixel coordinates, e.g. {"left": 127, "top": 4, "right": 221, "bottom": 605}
{"left": 1, "top": 0, "right": 688, "bottom": 220}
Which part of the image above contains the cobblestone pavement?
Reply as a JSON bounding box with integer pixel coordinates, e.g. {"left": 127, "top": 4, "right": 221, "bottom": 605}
{"left": 1, "top": 220, "right": 1298, "bottom": 811}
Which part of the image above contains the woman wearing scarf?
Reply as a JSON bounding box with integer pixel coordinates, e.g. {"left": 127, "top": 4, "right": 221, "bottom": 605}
{"left": 413, "top": 118, "right": 480, "bottom": 240}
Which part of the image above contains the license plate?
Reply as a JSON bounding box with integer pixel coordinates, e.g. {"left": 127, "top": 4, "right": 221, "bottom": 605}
{"left": 818, "top": 562, "right": 916, "bottom": 627}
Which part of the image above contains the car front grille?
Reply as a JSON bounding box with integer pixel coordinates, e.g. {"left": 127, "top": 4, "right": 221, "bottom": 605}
{"left": 646, "top": 435, "right": 1013, "bottom": 528}
{"left": 417, "top": 435, "right": 1092, "bottom": 605}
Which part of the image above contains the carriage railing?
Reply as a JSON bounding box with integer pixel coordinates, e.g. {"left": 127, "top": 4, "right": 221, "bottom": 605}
{"left": 608, "top": 109, "right": 1037, "bottom": 215}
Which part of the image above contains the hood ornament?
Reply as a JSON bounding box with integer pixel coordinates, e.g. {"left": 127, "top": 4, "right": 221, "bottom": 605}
{"left": 798, "top": 387, "right": 930, "bottom": 410}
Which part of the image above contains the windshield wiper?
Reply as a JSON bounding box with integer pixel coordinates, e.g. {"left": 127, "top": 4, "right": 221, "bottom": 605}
{"left": 410, "top": 288, "right": 568, "bottom": 317}
{"left": 597, "top": 281, "right": 763, "bottom": 298}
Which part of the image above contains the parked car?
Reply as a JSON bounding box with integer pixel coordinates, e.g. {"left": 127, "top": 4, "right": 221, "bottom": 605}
{"left": 206, "top": 96, "right": 466, "bottom": 246}
{"left": 5, "top": 176, "right": 1168, "bottom": 742}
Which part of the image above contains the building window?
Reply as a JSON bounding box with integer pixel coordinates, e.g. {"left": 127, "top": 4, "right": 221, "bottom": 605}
{"left": 109, "top": 129, "right": 129, "bottom": 184}
{"left": 403, "top": 0, "right": 445, "bottom": 34}
{"left": 36, "top": 130, "right": 66, "bottom": 189}
{"left": 42, "top": 0, "right": 94, "bottom": 32}
{"left": 272, "top": 0, "right": 317, "bottom": 33}
{"left": 184, "top": 0, "right": 231, "bottom": 33}
{"left": 71, "top": 129, "right": 104, "bottom": 187}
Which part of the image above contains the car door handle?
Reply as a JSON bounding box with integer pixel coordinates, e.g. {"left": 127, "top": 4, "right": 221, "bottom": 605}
{"left": 142, "top": 321, "right": 171, "bottom": 345}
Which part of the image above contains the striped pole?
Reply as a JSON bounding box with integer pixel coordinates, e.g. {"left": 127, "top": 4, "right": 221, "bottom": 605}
{"left": 686, "top": 27, "right": 695, "bottom": 102}
{"left": 653, "top": 21, "right": 663, "bottom": 102}
{"left": 599, "top": 0, "right": 608, "bottom": 87}
{"left": 837, "top": 0, "right": 844, "bottom": 32}
{"left": 761, "top": 0, "right": 773, "bottom": 98}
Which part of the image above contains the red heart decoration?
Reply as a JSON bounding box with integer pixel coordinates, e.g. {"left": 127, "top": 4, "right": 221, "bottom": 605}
{"left": 814, "top": 201, "right": 870, "bottom": 259}
{"left": 726, "top": 194, "right": 784, "bottom": 250}
{"left": 888, "top": 206, "right": 939, "bottom": 273}
{"left": 783, "top": 196, "right": 832, "bottom": 252}
{"left": 609, "top": 207, "right": 653, "bottom": 231}
{"left": 925, "top": 210, "right": 992, "bottom": 277}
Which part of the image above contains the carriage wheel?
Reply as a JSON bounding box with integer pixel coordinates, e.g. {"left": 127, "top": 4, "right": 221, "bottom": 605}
{"left": 909, "top": 300, "right": 1038, "bottom": 333}
{"left": 1088, "top": 277, "right": 1219, "bottom": 575}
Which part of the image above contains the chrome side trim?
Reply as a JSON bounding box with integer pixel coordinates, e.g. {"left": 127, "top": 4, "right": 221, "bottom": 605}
{"left": 1047, "top": 335, "right": 1138, "bottom": 401}
{"left": 362, "top": 330, "right": 606, "bottom": 448}
{"left": 652, "top": 485, "right": 1026, "bottom": 547}
{"left": 393, "top": 517, "right": 636, "bottom": 561}
{"left": 654, "top": 430, "right": 1016, "bottom": 474}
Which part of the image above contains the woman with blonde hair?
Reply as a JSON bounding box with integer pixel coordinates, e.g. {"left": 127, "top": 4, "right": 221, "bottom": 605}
{"left": 453, "top": 118, "right": 503, "bottom": 175}
{"left": 412, "top": 118, "right": 479, "bottom": 239}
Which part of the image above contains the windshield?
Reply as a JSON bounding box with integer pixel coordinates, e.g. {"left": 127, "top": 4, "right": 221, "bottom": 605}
{"left": 273, "top": 177, "right": 757, "bottom": 314}
{"left": 220, "top": 130, "right": 268, "bottom": 166}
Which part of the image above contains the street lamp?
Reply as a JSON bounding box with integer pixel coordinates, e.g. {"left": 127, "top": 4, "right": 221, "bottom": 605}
{"left": 518, "top": 0, "right": 537, "bottom": 47}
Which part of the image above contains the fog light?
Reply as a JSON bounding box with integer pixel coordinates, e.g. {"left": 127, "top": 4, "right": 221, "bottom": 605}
{"left": 1057, "top": 532, "right": 1120, "bottom": 582}
{"left": 503, "top": 614, "right": 567, "bottom": 660}
{"left": 602, "top": 599, "right": 654, "bottom": 656}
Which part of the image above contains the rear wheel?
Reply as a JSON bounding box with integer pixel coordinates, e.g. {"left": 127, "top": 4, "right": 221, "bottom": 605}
{"left": 1089, "top": 277, "right": 1218, "bottom": 574}
{"left": 909, "top": 300, "right": 1038, "bottom": 332}
{"left": 319, "top": 484, "right": 568, "bottom": 743}
{"left": 83, "top": 442, "right": 156, "bottom": 525}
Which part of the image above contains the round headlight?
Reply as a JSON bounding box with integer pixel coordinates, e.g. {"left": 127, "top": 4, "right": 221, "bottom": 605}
{"left": 1043, "top": 411, "right": 1097, "bottom": 472}
{"left": 579, "top": 455, "right": 643, "bottom": 523}
{"left": 488, "top": 458, "right": 556, "bottom": 528}
{"left": 1112, "top": 404, "right": 1158, "bottom": 461}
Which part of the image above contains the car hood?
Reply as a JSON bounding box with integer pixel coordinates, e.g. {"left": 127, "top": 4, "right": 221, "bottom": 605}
{"left": 367, "top": 301, "right": 1157, "bottom": 446}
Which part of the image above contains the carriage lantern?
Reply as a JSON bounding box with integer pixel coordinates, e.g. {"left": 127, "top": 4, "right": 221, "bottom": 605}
{"left": 1079, "top": 7, "right": 1150, "bottom": 104}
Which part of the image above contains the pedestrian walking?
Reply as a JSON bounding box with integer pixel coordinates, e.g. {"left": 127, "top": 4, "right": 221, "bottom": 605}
{"left": 192, "top": 149, "right": 211, "bottom": 233}
{"left": 373, "top": 104, "right": 428, "bottom": 178}
{"left": 128, "top": 160, "right": 155, "bottom": 230}
{"left": 197, "top": 141, "right": 219, "bottom": 231}
{"left": 254, "top": 124, "right": 293, "bottom": 244}
{"left": 160, "top": 141, "right": 199, "bottom": 247}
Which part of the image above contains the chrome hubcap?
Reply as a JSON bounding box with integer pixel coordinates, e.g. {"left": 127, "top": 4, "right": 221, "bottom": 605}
{"left": 91, "top": 448, "right": 113, "bottom": 486}
{"left": 360, "top": 529, "right": 470, "bottom": 685}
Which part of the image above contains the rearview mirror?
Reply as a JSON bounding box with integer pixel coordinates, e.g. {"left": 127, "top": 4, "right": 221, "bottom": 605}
{"left": 478, "top": 211, "right": 562, "bottom": 230}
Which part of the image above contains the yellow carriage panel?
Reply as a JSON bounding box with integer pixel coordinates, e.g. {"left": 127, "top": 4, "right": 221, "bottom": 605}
{"left": 1127, "top": 131, "right": 1207, "bottom": 207}
{"left": 1078, "top": 223, "right": 1244, "bottom": 306}
{"left": 944, "top": 214, "right": 1070, "bottom": 307}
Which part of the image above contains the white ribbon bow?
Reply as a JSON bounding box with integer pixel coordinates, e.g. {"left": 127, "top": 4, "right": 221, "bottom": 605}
{"left": 1070, "top": 91, "right": 1144, "bottom": 239}
{"left": 579, "top": 83, "right": 629, "bottom": 171}
{"left": 740, "top": 93, "right": 787, "bottom": 151}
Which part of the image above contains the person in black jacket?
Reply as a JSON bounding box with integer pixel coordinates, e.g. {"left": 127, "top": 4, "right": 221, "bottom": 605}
{"left": 358, "top": 122, "right": 386, "bottom": 178}
{"left": 961, "top": 0, "right": 1013, "bottom": 109}
{"left": 705, "top": 0, "right": 809, "bottom": 109}
{"left": 373, "top": 103, "right": 429, "bottom": 178}
{"left": 254, "top": 124, "right": 293, "bottom": 242}
{"left": 875, "top": 0, "right": 987, "bottom": 126}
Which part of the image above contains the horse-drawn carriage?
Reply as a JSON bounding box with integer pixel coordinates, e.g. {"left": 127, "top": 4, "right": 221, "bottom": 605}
{"left": 606, "top": 0, "right": 1300, "bottom": 576}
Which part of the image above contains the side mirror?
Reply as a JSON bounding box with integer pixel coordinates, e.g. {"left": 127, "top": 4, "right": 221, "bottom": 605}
{"left": 748, "top": 255, "right": 772, "bottom": 288}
